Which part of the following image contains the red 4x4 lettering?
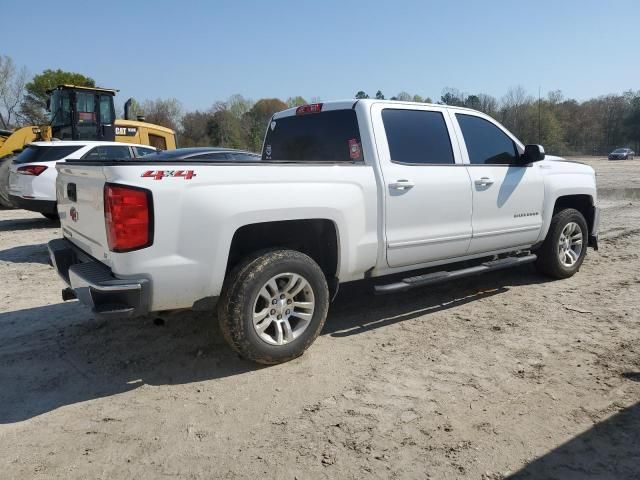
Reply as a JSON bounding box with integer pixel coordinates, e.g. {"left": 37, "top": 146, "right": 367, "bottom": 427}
{"left": 141, "top": 170, "right": 196, "bottom": 180}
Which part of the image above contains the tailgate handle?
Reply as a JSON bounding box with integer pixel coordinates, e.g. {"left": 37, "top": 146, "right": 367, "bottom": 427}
{"left": 67, "top": 183, "right": 77, "bottom": 202}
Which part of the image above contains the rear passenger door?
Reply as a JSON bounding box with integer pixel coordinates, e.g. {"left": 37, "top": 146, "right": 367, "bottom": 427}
{"left": 373, "top": 104, "right": 473, "bottom": 267}
{"left": 452, "top": 112, "right": 544, "bottom": 254}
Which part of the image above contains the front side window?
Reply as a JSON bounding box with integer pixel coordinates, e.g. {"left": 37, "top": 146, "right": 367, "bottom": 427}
{"left": 262, "top": 110, "right": 363, "bottom": 162}
{"left": 82, "top": 145, "right": 132, "bottom": 161}
{"left": 382, "top": 109, "right": 454, "bottom": 165}
{"left": 456, "top": 114, "right": 519, "bottom": 165}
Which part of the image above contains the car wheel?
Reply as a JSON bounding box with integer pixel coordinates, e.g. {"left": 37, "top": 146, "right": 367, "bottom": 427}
{"left": 217, "top": 249, "right": 329, "bottom": 364}
{"left": 535, "top": 208, "right": 588, "bottom": 279}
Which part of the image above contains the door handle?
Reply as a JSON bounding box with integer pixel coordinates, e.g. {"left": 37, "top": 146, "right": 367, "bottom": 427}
{"left": 389, "top": 179, "right": 415, "bottom": 190}
{"left": 474, "top": 176, "right": 494, "bottom": 187}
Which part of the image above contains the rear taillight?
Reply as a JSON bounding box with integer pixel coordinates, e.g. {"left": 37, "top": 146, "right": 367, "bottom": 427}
{"left": 17, "top": 165, "right": 48, "bottom": 176}
{"left": 104, "top": 184, "right": 153, "bottom": 252}
{"left": 296, "top": 103, "right": 323, "bottom": 115}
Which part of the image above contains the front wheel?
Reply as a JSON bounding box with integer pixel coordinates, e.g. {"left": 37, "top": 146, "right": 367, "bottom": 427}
{"left": 535, "top": 208, "right": 588, "bottom": 279}
{"left": 217, "top": 249, "right": 329, "bottom": 364}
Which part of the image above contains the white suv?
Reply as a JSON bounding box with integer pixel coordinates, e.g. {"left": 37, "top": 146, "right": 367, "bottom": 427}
{"left": 9, "top": 141, "right": 157, "bottom": 219}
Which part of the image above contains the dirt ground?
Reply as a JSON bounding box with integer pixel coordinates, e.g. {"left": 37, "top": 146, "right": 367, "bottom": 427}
{"left": 1, "top": 157, "right": 639, "bottom": 479}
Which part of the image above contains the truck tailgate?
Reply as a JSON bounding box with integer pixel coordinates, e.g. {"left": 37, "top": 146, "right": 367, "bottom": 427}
{"left": 56, "top": 163, "right": 111, "bottom": 264}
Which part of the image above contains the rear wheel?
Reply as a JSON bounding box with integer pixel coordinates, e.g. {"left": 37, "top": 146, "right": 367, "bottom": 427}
{"left": 217, "top": 249, "right": 329, "bottom": 364}
{"left": 535, "top": 208, "right": 588, "bottom": 279}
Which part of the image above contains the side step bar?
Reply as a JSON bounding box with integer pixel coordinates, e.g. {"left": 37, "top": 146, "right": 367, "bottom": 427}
{"left": 374, "top": 254, "right": 537, "bottom": 294}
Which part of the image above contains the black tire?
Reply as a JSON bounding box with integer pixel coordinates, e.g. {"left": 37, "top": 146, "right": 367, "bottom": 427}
{"left": 217, "top": 249, "right": 329, "bottom": 364}
{"left": 41, "top": 212, "right": 59, "bottom": 221}
{"left": 535, "top": 208, "right": 588, "bottom": 279}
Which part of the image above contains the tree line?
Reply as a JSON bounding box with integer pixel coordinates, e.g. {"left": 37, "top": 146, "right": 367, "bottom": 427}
{"left": 1, "top": 54, "right": 639, "bottom": 155}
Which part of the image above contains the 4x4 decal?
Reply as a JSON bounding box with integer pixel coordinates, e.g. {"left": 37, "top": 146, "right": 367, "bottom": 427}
{"left": 141, "top": 170, "right": 197, "bottom": 180}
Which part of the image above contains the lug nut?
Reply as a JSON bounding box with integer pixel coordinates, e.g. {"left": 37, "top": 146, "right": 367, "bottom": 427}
{"left": 272, "top": 299, "right": 277, "bottom": 305}
{"left": 285, "top": 309, "right": 290, "bottom": 315}
{"left": 287, "top": 299, "right": 292, "bottom": 305}
{"left": 270, "top": 309, "right": 276, "bottom": 315}
{"left": 277, "top": 314, "right": 282, "bottom": 320}
{"left": 280, "top": 294, "right": 286, "bottom": 299}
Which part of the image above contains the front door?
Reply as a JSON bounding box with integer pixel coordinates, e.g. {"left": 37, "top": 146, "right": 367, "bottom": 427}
{"left": 374, "top": 105, "right": 473, "bottom": 268}
{"left": 453, "top": 112, "right": 544, "bottom": 253}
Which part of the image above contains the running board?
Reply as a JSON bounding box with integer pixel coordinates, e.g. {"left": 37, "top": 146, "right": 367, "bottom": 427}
{"left": 374, "top": 254, "right": 537, "bottom": 294}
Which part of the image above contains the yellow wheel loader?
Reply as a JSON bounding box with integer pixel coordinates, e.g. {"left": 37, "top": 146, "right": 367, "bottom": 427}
{"left": 0, "top": 85, "right": 176, "bottom": 159}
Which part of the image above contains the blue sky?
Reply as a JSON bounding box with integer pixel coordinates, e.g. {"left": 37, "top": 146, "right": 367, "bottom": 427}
{"left": 3, "top": 0, "right": 638, "bottom": 110}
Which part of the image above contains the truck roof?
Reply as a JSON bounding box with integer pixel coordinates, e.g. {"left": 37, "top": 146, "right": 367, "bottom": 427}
{"left": 272, "top": 99, "right": 481, "bottom": 119}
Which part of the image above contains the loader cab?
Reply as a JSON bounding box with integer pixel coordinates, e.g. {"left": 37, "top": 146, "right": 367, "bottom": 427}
{"left": 47, "top": 85, "right": 117, "bottom": 142}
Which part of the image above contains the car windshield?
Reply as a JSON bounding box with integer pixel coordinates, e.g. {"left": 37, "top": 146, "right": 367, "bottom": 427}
{"left": 612, "top": 149, "right": 627, "bottom": 153}
{"left": 13, "top": 145, "right": 84, "bottom": 164}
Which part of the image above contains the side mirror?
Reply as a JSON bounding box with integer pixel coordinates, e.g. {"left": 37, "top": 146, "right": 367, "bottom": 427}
{"left": 521, "top": 144, "right": 545, "bottom": 163}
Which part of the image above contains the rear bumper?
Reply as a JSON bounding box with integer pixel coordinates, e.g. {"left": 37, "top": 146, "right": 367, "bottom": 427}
{"left": 10, "top": 195, "right": 57, "bottom": 215}
{"left": 47, "top": 238, "right": 150, "bottom": 319}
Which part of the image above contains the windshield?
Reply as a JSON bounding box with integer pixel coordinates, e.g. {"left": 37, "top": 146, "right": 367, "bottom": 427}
{"left": 612, "top": 148, "right": 627, "bottom": 153}
{"left": 13, "top": 145, "right": 84, "bottom": 164}
{"left": 262, "top": 109, "right": 363, "bottom": 162}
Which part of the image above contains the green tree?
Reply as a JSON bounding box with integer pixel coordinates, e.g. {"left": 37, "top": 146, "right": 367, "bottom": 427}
{"left": 286, "top": 96, "right": 307, "bottom": 107}
{"left": 355, "top": 91, "right": 369, "bottom": 99}
{"left": 0, "top": 55, "right": 27, "bottom": 129}
{"left": 244, "top": 98, "right": 288, "bottom": 152}
{"left": 375, "top": 90, "right": 385, "bottom": 100}
{"left": 139, "top": 98, "right": 182, "bottom": 131}
{"left": 20, "top": 69, "right": 95, "bottom": 124}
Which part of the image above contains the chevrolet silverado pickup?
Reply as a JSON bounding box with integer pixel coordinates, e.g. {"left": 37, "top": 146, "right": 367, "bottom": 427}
{"left": 48, "top": 100, "right": 599, "bottom": 364}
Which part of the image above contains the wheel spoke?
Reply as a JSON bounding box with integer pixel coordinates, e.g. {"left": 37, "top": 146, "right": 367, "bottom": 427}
{"left": 256, "top": 317, "right": 273, "bottom": 333}
{"left": 274, "top": 321, "right": 284, "bottom": 345}
{"left": 258, "top": 287, "right": 271, "bottom": 302}
{"left": 253, "top": 307, "right": 269, "bottom": 324}
{"left": 292, "top": 310, "right": 313, "bottom": 322}
{"left": 289, "top": 278, "right": 309, "bottom": 298}
{"left": 293, "top": 301, "right": 314, "bottom": 309}
{"left": 282, "top": 319, "right": 294, "bottom": 343}
{"left": 267, "top": 278, "right": 280, "bottom": 297}
{"left": 567, "top": 249, "right": 578, "bottom": 263}
{"left": 282, "top": 274, "right": 301, "bottom": 295}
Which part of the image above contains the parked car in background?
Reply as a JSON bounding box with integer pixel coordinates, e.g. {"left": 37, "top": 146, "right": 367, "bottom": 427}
{"left": 9, "top": 141, "right": 158, "bottom": 219}
{"left": 140, "top": 147, "right": 261, "bottom": 162}
{"left": 608, "top": 148, "right": 635, "bottom": 160}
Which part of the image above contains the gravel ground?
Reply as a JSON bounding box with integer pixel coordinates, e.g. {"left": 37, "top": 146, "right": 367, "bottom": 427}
{"left": 0, "top": 157, "right": 639, "bottom": 479}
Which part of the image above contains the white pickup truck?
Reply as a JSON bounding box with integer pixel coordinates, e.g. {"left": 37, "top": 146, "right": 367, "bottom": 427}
{"left": 48, "top": 100, "right": 599, "bottom": 364}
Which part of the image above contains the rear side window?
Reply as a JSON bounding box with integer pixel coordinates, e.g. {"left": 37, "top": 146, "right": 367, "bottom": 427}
{"left": 13, "top": 145, "right": 83, "bottom": 164}
{"left": 190, "top": 152, "right": 229, "bottom": 160}
{"left": 82, "top": 145, "right": 132, "bottom": 161}
{"left": 230, "top": 152, "right": 260, "bottom": 161}
{"left": 382, "top": 109, "right": 454, "bottom": 165}
{"left": 133, "top": 146, "right": 157, "bottom": 157}
{"left": 456, "top": 114, "right": 519, "bottom": 165}
{"left": 262, "top": 110, "right": 363, "bottom": 162}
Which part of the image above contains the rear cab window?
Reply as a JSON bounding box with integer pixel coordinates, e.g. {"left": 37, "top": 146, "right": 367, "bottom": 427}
{"left": 13, "top": 145, "right": 84, "bottom": 164}
{"left": 262, "top": 109, "right": 363, "bottom": 162}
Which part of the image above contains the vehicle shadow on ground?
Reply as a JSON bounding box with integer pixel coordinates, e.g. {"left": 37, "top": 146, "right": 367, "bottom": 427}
{"left": 0, "top": 265, "right": 548, "bottom": 424}
{"left": 0, "top": 243, "right": 50, "bottom": 264}
{"left": 508, "top": 401, "right": 640, "bottom": 479}
{"left": 0, "top": 216, "right": 58, "bottom": 232}
{"left": 324, "top": 265, "right": 547, "bottom": 337}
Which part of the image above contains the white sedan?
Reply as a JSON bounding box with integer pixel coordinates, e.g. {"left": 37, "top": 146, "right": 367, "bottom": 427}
{"left": 9, "top": 141, "right": 157, "bottom": 219}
